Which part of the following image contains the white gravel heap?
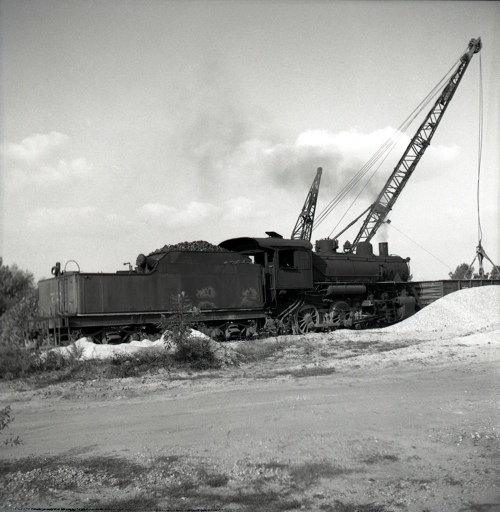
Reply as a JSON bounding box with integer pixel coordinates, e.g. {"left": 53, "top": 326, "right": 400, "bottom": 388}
{"left": 54, "top": 329, "right": 210, "bottom": 360}
{"left": 383, "top": 286, "right": 500, "bottom": 334}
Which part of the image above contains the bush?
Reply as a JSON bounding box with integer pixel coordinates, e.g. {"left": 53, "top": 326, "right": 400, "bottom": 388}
{"left": 0, "top": 258, "right": 35, "bottom": 317}
{"left": 173, "top": 336, "right": 221, "bottom": 370}
{"left": 0, "top": 342, "right": 84, "bottom": 380}
{"left": 0, "top": 344, "right": 35, "bottom": 379}
{"left": 0, "top": 288, "right": 39, "bottom": 346}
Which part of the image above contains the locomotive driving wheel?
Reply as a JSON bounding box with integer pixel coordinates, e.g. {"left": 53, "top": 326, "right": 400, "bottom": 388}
{"left": 296, "top": 304, "right": 319, "bottom": 334}
{"left": 329, "top": 301, "right": 351, "bottom": 328}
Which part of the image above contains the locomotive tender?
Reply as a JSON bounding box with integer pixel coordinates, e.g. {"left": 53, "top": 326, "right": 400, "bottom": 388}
{"left": 37, "top": 234, "right": 416, "bottom": 343}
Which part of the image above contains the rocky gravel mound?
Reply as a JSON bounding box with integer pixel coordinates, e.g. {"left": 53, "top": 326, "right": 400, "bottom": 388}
{"left": 384, "top": 285, "right": 500, "bottom": 334}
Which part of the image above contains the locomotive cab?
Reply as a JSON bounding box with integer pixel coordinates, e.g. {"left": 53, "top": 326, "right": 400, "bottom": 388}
{"left": 219, "top": 236, "right": 314, "bottom": 300}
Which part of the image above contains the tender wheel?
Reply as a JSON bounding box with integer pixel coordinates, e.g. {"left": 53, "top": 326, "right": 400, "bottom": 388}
{"left": 296, "top": 304, "right": 319, "bottom": 334}
{"left": 329, "top": 301, "right": 351, "bottom": 327}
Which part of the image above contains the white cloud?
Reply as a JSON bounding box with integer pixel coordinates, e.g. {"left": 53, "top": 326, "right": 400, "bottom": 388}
{"left": 29, "top": 206, "right": 97, "bottom": 227}
{"left": 137, "top": 197, "right": 268, "bottom": 230}
{"left": 26, "top": 207, "right": 127, "bottom": 238}
{"left": 2, "top": 132, "right": 94, "bottom": 187}
{"left": 137, "top": 201, "right": 222, "bottom": 227}
{"left": 223, "top": 196, "right": 267, "bottom": 220}
{"left": 36, "top": 158, "right": 94, "bottom": 181}
{"left": 3, "top": 132, "right": 70, "bottom": 164}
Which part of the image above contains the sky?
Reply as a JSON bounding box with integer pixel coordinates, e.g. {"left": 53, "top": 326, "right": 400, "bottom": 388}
{"left": 1, "top": 0, "right": 499, "bottom": 282}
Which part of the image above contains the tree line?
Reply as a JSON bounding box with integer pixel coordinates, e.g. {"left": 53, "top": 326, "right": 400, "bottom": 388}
{"left": 448, "top": 262, "right": 500, "bottom": 280}
{"left": 0, "top": 258, "right": 38, "bottom": 345}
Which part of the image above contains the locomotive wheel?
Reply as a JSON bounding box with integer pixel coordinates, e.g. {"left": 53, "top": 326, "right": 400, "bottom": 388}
{"left": 296, "top": 304, "right": 319, "bottom": 334}
{"left": 277, "top": 313, "right": 294, "bottom": 334}
{"left": 329, "top": 301, "right": 351, "bottom": 327}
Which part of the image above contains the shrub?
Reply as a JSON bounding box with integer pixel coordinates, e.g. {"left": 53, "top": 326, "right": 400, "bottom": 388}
{"left": 158, "top": 293, "right": 220, "bottom": 370}
{"left": 0, "top": 343, "right": 35, "bottom": 379}
{"left": 173, "top": 336, "right": 221, "bottom": 370}
{"left": 0, "top": 288, "right": 39, "bottom": 346}
{"left": 0, "top": 342, "right": 85, "bottom": 380}
{"left": 157, "top": 292, "right": 199, "bottom": 342}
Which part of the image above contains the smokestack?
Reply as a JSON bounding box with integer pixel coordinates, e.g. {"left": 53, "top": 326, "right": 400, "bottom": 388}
{"left": 379, "top": 242, "right": 389, "bottom": 257}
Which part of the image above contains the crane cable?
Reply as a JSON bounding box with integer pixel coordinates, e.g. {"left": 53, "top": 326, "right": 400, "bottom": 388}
{"left": 476, "top": 52, "right": 484, "bottom": 245}
{"left": 313, "top": 51, "right": 465, "bottom": 235}
{"left": 385, "top": 222, "right": 453, "bottom": 272}
{"left": 466, "top": 51, "right": 497, "bottom": 278}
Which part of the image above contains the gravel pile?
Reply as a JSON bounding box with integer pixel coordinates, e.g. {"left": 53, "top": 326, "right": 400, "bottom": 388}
{"left": 149, "top": 240, "right": 229, "bottom": 255}
{"left": 53, "top": 330, "right": 240, "bottom": 366}
{"left": 384, "top": 286, "right": 500, "bottom": 334}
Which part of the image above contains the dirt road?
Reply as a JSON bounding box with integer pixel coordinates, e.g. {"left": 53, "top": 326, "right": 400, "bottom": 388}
{"left": 2, "top": 329, "right": 500, "bottom": 511}
{"left": 2, "top": 287, "right": 500, "bottom": 510}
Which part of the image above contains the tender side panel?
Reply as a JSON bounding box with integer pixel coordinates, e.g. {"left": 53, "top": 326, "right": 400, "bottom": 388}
{"left": 76, "top": 254, "right": 264, "bottom": 314}
{"left": 38, "top": 275, "right": 79, "bottom": 316}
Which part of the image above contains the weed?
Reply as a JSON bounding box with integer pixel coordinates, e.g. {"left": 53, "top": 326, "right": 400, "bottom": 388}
{"left": 0, "top": 405, "right": 22, "bottom": 446}
{"left": 444, "top": 474, "right": 462, "bottom": 486}
{"left": 199, "top": 470, "right": 230, "bottom": 488}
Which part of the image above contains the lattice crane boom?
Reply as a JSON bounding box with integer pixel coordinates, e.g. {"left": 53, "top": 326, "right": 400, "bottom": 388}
{"left": 291, "top": 167, "right": 323, "bottom": 241}
{"left": 349, "top": 37, "right": 482, "bottom": 251}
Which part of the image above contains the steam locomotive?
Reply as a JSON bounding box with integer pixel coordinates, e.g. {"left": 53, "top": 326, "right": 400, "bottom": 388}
{"left": 36, "top": 233, "right": 417, "bottom": 343}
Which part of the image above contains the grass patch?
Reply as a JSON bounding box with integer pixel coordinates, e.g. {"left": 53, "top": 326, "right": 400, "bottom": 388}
{"left": 232, "top": 338, "right": 286, "bottom": 362}
{"left": 320, "top": 502, "right": 390, "bottom": 512}
{"left": 98, "top": 495, "right": 160, "bottom": 510}
{"left": 289, "top": 460, "right": 354, "bottom": 488}
{"left": 1, "top": 454, "right": 145, "bottom": 488}
{"left": 0, "top": 339, "right": 222, "bottom": 388}
{"left": 2, "top": 453, "right": 350, "bottom": 510}
{"left": 286, "top": 366, "right": 337, "bottom": 378}
{"left": 361, "top": 453, "right": 399, "bottom": 465}
{"left": 229, "top": 490, "right": 302, "bottom": 510}
{"left": 257, "top": 461, "right": 290, "bottom": 471}
{"left": 198, "top": 469, "right": 230, "bottom": 488}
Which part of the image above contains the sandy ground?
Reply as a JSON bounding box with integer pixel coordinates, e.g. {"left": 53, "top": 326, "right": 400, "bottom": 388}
{"left": 1, "top": 287, "right": 499, "bottom": 511}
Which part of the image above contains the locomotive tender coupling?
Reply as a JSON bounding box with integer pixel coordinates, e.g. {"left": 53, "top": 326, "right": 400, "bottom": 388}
{"left": 35, "top": 234, "right": 417, "bottom": 344}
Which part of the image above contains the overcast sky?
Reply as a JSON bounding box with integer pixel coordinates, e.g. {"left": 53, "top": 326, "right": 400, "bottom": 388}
{"left": 1, "top": 0, "right": 499, "bottom": 282}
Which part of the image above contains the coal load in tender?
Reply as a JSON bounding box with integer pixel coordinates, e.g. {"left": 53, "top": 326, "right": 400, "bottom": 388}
{"left": 149, "top": 240, "right": 230, "bottom": 255}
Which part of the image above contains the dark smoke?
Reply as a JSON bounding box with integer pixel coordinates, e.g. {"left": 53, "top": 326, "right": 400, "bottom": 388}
{"left": 169, "top": 58, "right": 398, "bottom": 208}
